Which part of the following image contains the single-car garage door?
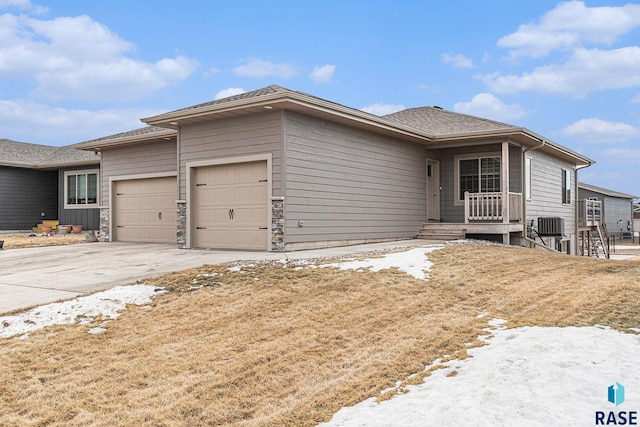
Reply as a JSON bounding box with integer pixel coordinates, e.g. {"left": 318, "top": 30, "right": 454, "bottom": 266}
{"left": 114, "top": 176, "right": 177, "bottom": 243}
{"left": 194, "top": 161, "right": 268, "bottom": 250}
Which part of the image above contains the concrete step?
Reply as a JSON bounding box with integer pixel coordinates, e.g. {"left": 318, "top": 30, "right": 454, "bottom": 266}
{"left": 416, "top": 226, "right": 466, "bottom": 240}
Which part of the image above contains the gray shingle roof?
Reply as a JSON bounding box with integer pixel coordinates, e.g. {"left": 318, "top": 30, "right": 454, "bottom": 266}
{"left": 578, "top": 182, "right": 638, "bottom": 200}
{"left": 0, "top": 138, "right": 99, "bottom": 168}
{"left": 383, "top": 106, "right": 518, "bottom": 136}
{"left": 78, "top": 126, "right": 172, "bottom": 145}
{"left": 167, "top": 85, "right": 286, "bottom": 114}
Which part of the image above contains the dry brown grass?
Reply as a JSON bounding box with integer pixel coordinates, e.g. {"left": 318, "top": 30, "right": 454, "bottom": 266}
{"left": 0, "top": 234, "right": 86, "bottom": 249}
{"left": 0, "top": 242, "right": 638, "bottom": 426}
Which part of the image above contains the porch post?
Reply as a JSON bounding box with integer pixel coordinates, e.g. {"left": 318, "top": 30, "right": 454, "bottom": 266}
{"left": 501, "top": 141, "right": 510, "bottom": 225}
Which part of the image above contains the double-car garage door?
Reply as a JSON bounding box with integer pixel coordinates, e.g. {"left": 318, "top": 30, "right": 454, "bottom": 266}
{"left": 193, "top": 161, "right": 268, "bottom": 250}
{"left": 112, "top": 161, "right": 268, "bottom": 249}
{"left": 114, "top": 176, "right": 177, "bottom": 243}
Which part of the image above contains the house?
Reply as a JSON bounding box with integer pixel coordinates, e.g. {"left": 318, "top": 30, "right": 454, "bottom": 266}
{"left": 0, "top": 139, "right": 101, "bottom": 231}
{"left": 578, "top": 183, "right": 637, "bottom": 238}
{"left": 74, "top": 85, "right": 594, "bottom": 253}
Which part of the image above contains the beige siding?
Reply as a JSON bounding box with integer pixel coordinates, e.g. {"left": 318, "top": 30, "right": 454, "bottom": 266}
{"left": 526, "top": 150, "right": 576, "bottom": 241}
{"left": 179, "top": 111, "right": 282, "bottom": 199}
{"left": 100, "top": 140, "right": 177, "bottom": 205}
{"left": 283, "top": 111, "right": 426, "bottom": 243}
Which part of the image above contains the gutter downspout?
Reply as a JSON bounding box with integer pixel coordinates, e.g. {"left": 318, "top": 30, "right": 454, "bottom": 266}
{"left": 522, "top": 139, "right": 546, "bottom": 246}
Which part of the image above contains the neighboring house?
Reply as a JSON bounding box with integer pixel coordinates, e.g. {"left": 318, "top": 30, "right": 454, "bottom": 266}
{"left": 75, "top": 85, "right": 594, "bottom": 253}
{"left": 578, "top": 183, "right": 637, "bottom": 238}
{"left": 634, "top": 203, "right": 640, "bottom": 235}
{"left": 0, "top": 139, "right": 101, "bottom": 231}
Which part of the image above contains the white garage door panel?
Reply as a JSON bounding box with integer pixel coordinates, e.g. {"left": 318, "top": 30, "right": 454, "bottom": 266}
{"left": 194, "top": 161, "right": 268, "bottom": 250}
{"left": 114, "top": 176, "right": 177, "bottom": 243}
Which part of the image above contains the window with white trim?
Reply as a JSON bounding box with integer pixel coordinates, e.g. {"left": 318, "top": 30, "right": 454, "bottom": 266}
{"left": 456, "top": 155, "right": 501, "bottom": 201}
{"left": 525, "top": 157, "right": 532, "bottom": 200}
{"left": 561, "top": 168, "right": 571, "bottom": 204}
{"left": 64, "top": 170, "right": 99, "bottom": 208}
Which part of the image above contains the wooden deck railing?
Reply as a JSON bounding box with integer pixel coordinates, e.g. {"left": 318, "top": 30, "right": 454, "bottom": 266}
{"left": 578, "top": 199, "right": 602, "bottom": 227}
{"left": 464, "top": 191, "right": 522, "bottom": 223}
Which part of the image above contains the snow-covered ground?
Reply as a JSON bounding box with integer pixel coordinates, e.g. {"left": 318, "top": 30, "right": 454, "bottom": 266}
{"left": 0, "top": 284, "right": 162, "bottom": 338}
{"left": 1, "top": 244, "right": 638, "bottom": 426}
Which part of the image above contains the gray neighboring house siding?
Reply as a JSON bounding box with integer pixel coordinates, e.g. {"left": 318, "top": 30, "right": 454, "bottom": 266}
{"left": 0, "top": 139, "right": 99, "bottom": 231}
{"left": 0, "top": 166, "right": 58, "bottom": 230}
{"left": 57, "top": 165, "right": 100, "bottom": 230}
{"left": 578, "top": 184, "right": 636, "bottom": 237}
{"left": 283, "top": 111, "right": 426, "bottom": 246}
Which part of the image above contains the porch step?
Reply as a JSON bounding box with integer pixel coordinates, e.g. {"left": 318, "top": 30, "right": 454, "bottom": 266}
{"left": 416, "top": 224, "right": 466, "bottom": 241}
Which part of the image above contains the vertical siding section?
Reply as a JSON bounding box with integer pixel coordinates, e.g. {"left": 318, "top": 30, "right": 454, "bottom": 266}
{"left": 0, "top": 166, "right": 57, "bottom": 230}
{"left": 58, "top": 166, "right": 100, "bottom": 229}
{"left": 100, "top": 140, "right": 178, "bottom": 205}
{"left": 179, "top": 111, "right": 282, "bottom": 199}
{"left": 283, "top": 111, "right": 426, "bottom": 243}
{"left": 526, "top": 150, "right": 576, "bottom": 236}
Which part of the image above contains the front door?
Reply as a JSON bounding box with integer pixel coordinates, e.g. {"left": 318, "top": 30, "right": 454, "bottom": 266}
{"left": 427, "top": 159, "right": 440, "bottom": 221}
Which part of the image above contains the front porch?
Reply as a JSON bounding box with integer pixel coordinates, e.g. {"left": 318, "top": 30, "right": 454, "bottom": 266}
{"left": 417, "top": 190, "right": 524, "bottom": 243}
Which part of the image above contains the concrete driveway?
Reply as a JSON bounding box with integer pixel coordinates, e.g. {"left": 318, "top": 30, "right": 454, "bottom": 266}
{"left": 0, "top": 240, "right": 425, "bottom": 314}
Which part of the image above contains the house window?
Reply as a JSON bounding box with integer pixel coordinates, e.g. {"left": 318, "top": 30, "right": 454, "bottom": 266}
{"left": 525, "top": 157, "right": 532, "bottom": 200}
{"left": 561, "top": 168, "right": 571, "bottom": 204}
{"left": 457, "top": 156, "right": 501, "bottom": 201}
{"left": 64, "top": 170, "right": 99, "bottom": 208}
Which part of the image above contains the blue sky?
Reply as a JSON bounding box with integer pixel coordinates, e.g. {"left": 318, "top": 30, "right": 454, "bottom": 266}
{"left": 1, "top": 0, "right": 639, "bottom": 196}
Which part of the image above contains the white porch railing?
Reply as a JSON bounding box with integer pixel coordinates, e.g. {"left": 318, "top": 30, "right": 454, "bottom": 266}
{"left": 578, "top": 198, "right": 602, "bottom": 227}
{"left": 464, "top": 191, "right": 522, "bottom": 223}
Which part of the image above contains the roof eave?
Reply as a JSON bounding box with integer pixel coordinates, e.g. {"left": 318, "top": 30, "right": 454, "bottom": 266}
{"left": 431, "top": 128, "right": 594, "bottom": 166}
{"left": 143, "top": 91, "right": 433, "bottom": 144}
{"left": 75, "top": 129, "right": 177, "bottom": 151}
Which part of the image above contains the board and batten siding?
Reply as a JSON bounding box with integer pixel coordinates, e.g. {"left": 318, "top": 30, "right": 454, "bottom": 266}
{"left": 178, "top": 110, "right": 283, "bottom": 199}
{"left": 283, "top": 111, "right": 427, "bottom": 244}
{"left": 438, "top": 143, "right": 521, "bottom": 223}
{"left": 58, "top": 165, "right": 100, "bottom": 230}
{"left": 526, "top": 149, "right": 576, "bottom": 241}
{"left": 100, "top": 140, "right": 178, "bottom": 206}
{"left": 0, "top": 166, "right": 57, "bottom": 230}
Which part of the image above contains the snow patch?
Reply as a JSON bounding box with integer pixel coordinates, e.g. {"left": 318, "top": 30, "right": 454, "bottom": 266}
{"left": 319, "top": 325, "right": 640, "bottom": 426}
{"left": 0, "top": 285, "right": 163, "bottom": 338}
{"left": 320, "top": 246, "right": 444, "bottom": 280}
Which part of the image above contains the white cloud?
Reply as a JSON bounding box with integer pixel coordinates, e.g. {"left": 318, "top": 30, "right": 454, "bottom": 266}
{"left": 360, "top": 103, "right": 405, "bottom": 116}
{"left": 0, "top": 0, "right": 47, "bottom": 13}
{"left": 498, "top": 1, "right": 640, "bottom": 58}
{"left": 482, "top": 47, "right": 640, "bottom": 97}
{"left": 0, "top": 99, "right": 163, "bottom": 144}
{"left": 0, "top": 13, "right": 198, "bottom": 101}
{"left": 441, "top": 53, "right": 474, "bottom": 69}
{"left": 309, "top": 64, "right": 336, "bottom": 83}
{"left": 232, "top": 59, "right": 298, "bottom": 78}
{"left": 560, "top": 118, "right": 639, "bottom": 143}
{"left": 453, "top": 93, "right": 527, "bottom": 122}
{"left": 214, "top": 87, "right": 246, "bottom": 100}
